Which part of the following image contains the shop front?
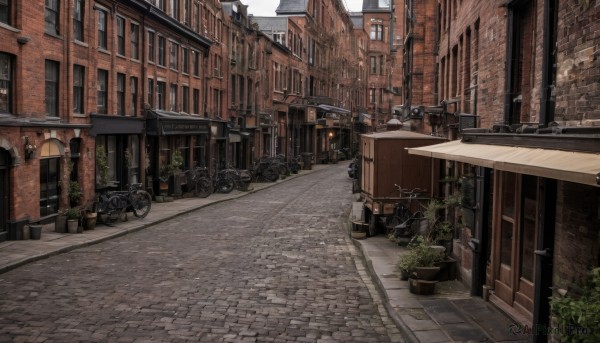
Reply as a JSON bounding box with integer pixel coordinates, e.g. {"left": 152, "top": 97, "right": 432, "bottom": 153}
{"left": 146, "top": 110, "right": 211, "bottom": 195}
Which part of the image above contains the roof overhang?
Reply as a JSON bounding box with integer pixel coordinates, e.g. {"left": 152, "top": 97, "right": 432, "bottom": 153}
{"left": 407, "top": 140, "right": 600, "bottom": 187}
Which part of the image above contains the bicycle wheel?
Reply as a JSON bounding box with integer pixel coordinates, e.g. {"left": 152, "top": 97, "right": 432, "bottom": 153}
{"left": 216, "top": 178, "right": 234, "bottom": 193}
{"left": 263, "top": 167, "right": 279, "bottom": 182}
{"left": 132, "top": 191, "right": 152, "bottom": 218}
{"left": 194, "top": 177, "right": 213, "bottom": 198}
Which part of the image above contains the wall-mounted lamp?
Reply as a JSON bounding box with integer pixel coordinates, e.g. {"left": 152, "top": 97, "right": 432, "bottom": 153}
{"left": 328, "top": 132, "right": 333, "bottom": 138}
{"left": 23, "top": 136, "right": 37, "bottom": 160}
{"left": 17, "top": 36, "right": 30, "bottom": 45}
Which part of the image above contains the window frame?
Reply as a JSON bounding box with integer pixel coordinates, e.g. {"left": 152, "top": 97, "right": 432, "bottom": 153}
{"left": 0, "top": 0, "right": 12, "bottom": 26}
{"left": 130, "top": 22, "right": 140, "bottom": 60}
{"left": 0, "top": 53, "right": 13, "bottom": 114}
{"left": 156, "top": 81, "right": 166, "bottom": 110}
{"left": 157, "top": 35, "right": 166, "bottom": 66}
{"left": 117, "top": 16, "right": 126, "bottom": 56}
{"left": 148, "top": 30, "right": 155, "bottom": 63}
{"left": 45, "top": 0, "right": 60, "bottom": 35}
{"left": 73, "top": 64, "right": 85, "bottom": 114}
{"left": 45, "top": 60, "right": 59, "bottom": 117}
{"left": 73, "top": 0, "right": 84, "bottom": 42}
{"left": 129, "top": 76, "right": 138, "bottom": 116}
{"left": 98, "top": 9, "right": 108, "bottom": 50}
{"left": 117, "top": 73, "right": 126, "bottom": 116}
{"left": 169, "top": 41, "right": 179, "bottom": 70}
{"left": 97, "top": 69, "right": 108, "bottom": 114}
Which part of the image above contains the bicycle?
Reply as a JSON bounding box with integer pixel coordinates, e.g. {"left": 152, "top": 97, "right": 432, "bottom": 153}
{"left": 188, "top": 166, "right": 213, "bottom": 198}
{"left": 383, "top": 185, "right": 429, "bottom": 242}
{"left": 96, "top": 182, "right": 152, "bottom": 223}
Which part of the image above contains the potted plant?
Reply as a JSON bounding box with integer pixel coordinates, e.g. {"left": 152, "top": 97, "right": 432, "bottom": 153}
{"left": 170, "top": 150, "right": 184, "bottom": 196}
{"left": 550, "top": 267, "right": 600, "bottom": 343}
{"left": 55, "top": 209, "right": 67, "bottom": 233}
{"left": 65, "top": 208, "right": 81, "bottom": 233}
{"left": 68, "top": 180, "right": 83, "bottom": 208}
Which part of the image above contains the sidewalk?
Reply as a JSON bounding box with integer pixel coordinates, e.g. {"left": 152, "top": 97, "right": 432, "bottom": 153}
{"left": 350, "top": 222, "right": 530, "bottom": 342}
{"left": 1, "top": 165, "right": 528, "bottom": 343}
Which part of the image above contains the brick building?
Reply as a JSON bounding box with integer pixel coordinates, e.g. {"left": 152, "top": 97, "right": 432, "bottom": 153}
{"left": 406, "top": 0, "right": 600, "bottom": 339}
{"left": 0, "top": 0, "right": 366, "bottom": 240}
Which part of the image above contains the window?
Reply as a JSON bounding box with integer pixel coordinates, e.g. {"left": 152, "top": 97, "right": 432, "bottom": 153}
{"left": 158, "top": 36, "right": 166, "bottom": 66}
{"left": 130, "top": 23, "right": 139, "bottom": 60}
{"left": 73, "top": 65, "right": 85, "bottom": 114}
{"left": 214, "top": 55, "right": 221, "bottom": 78}
{"left": 183, "top": 0, "right": 190, "bottom": 26}
{"left": 370, "top": 56, "right": 377, "bottom": 74}
{"left": 182, "top": 47, "right": 189, "bottom": 74}
{"left": 130, "top": 76, "right": 138, "bottom": 116}
{"left": 98, "top": 9, "right": 107, "bottom": 49}
{"left": 0, "top": 0, "right": 11, "bottom": 25}
{"left": 45, "top": 60, "right": 59, "bottom": 117}
{"left": 156, "top": 81, "right": 166, "bottom": 110}
{"left": 370, "top": 24, "right": 383, "bottom": 41}
{"left": 192, "top": 50, "right": 200, "bottom": 76}
{"left": 193, "top": 88, "right": 199, "bottom": 114}
{"left": 40, "top": 155, "right": 60, "bottom": 216}
{"left": 157, "top": 0, "right": 165, "bottom": 11}
{"left": 97, "top": 69, "right": 108, "bottom": 114}
{"left": 148, "top": 31, "right": 155, "bottom": 63}
{"left": 73, "top": 0, "right": 84, "bottom": 41}
{"left": 0, "top": 53, "right": 13, "bottom": 114}
{"left": 169, "top": 0, "right": 179, "bottom": 20}
{"left": 147, "top": 78, "right": 154, "bottom": 107}
{"left": 194, "top": 2, "right": 200, "bottom": 32}
{"left": 117, "top": 73, "right": 125, "bottom": 115}
{"left": 170, "top": 42, "right": 179, "bottom": 70}
{"left": 182, "top": 86, "right": 189, "bottom": 113}
{"left": 45, "top": 0, "right": 59, "bottom": 35}
{"left": 117, "top": 16, "right": 126, "bottom": 56}
{"left": 169, "top": 83, "right": 177, "bottom": 111}
{"left": 369, "top": 88, "right": 376, "bottom": 103}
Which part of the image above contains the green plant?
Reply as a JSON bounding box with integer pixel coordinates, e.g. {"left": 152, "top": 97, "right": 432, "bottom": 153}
{"left": 96, "top": 146, "right": 109, "bottom": 188}
{"left": 171, "top": 150, "right": 184, "bottom": 172}
{"left": 65, "top": 208, "right": 81, "bottom": 220}
{"left": 399, "top": 236, "right": 443, "bottom": 272}
{"left": 550, "top": 267, "right": 600, "bottom": 343}
{"left": 68, "top": 180, "right": 83, "bottom": 205}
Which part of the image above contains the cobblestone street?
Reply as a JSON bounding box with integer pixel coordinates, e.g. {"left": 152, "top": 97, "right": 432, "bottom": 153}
{"left": 0, "top": 164, "right": 402, "bottom": 342}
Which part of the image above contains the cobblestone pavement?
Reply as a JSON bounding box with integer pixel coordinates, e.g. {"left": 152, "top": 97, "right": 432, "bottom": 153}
{"left": 0, "top": 164, "right": 403, "bottom": 343}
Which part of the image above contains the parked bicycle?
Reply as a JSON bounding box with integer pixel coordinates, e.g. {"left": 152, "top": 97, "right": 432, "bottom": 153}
{"left": 188, "top": 166, "right": 213, "bottom": 198}
{"left": 382, "top": 186, "right": 429, "bottom": 242}
{"left": 96, "top": 182, "right": 152, "bottom": 223}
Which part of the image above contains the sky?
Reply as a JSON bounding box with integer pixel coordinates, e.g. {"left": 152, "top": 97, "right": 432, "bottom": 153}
{"left": 240, "top": 0, "right": 363, "bottom": 16}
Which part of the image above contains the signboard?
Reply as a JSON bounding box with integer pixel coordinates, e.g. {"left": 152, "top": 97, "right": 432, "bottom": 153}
{"left": 305, "top": 108, "right": 316, "bottom": 123}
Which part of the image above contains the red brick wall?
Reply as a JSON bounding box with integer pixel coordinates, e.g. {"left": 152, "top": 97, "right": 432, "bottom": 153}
{"left": 554, "top": 1, "right": 600, "bottom": 125}
{"left": 554, "top": 182, "right": 600, "bottom": 289}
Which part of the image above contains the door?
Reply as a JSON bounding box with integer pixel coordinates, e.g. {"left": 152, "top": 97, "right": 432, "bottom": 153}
{"left": 492, "top": 172, "right": 540, "bottom": 322}
{"left": 0, "top": 149, "right": 9, "bottom": 242}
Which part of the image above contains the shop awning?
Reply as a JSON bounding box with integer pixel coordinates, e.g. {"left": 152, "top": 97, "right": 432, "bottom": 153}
{"left": 408, "top": 140, "right": 600, "bottom": 187}
{"left": 89, "top": 114, "right": 144, "bottom": 136}
{"left": 146, "top": 110, "right": 210, "bottom": 135}
{"left": 318, "top": 104, "right": 351, "bottom": 114}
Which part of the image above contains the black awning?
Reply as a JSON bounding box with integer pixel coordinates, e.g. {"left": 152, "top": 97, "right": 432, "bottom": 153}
{"left": 146, "top": 110, "right": 210, "bottom": 136}
{"left": 89, "top": 114, "right": 145, "bottom": 136}
{"left": 317, "top": 104, "right": 351, "bottom": 114}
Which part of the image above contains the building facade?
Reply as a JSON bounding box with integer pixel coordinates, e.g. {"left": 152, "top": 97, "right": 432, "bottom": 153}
{"left": 406, "top": 1, "right": 600, "bottom": 340}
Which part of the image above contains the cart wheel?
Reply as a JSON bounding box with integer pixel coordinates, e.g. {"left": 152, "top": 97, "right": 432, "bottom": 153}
{"left": 368, "top": 213, "right": 379, "bottom": 237}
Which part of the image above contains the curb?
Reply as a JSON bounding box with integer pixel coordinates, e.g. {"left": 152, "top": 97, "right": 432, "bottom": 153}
{"left": 346, "top": 216, "right": 420, "bottom": 343}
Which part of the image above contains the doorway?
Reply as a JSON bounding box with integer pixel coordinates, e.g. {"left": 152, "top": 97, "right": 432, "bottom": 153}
{"left": 491, "top": 172, "right": 544, "bottom": 323}
{"left": 0, "top": 149, "right": 10, "bottom": 242}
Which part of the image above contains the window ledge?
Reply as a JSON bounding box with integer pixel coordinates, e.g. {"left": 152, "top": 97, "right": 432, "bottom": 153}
{"left": 98, "top": 48, "right": 111, "bottom": 55}
{"left": 74, "top": 40, "right": 88, "bottom": 47}
{"left": 0, "top": 22, "right": 20, "bottom": 33}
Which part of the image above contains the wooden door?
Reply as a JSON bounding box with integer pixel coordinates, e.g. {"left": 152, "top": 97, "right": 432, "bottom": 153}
{"left": 492, "top": 172, "right": 539, "bottom": 322}
{"left": 0, "top": 150, "right": 8, "bottom": 242}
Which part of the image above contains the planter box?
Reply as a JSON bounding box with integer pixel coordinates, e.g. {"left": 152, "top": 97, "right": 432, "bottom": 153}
{"left": 409, "top": 278, "right": 437, "bottom": 295}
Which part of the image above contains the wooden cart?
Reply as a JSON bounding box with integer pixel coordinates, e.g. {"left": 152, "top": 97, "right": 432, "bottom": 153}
{"left": 360, "top": 131, "right": 446, "bottom": 236}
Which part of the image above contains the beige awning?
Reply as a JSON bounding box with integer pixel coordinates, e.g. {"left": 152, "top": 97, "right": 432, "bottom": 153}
{"left": 408, "top": 140, "right": 600, "bottom": 187}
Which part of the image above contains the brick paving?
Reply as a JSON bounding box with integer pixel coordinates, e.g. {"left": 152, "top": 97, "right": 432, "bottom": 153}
{"left": 0, "top": 164, "right": 403, "bottom": 342}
